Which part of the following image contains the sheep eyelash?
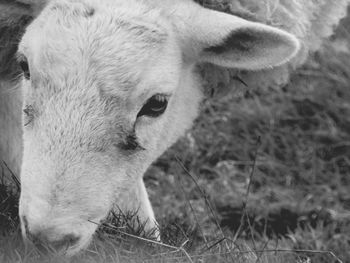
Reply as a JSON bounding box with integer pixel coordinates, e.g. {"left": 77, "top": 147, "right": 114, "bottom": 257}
{"left": 23, "top": 105, "right": 35, "bottom": 126}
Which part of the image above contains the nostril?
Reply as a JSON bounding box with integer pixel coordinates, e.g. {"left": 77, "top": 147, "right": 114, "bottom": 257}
{"left": 64, "top": 234, "right": 80, "bottom": 247}
{"left": 22, "top": 216, "right": 30, "bottom": 237}
{"left": 51, "top": 234, "right": 81, "bottom": 250}
{"left": 21, "top": 216, "right": 43, "bottom": 245}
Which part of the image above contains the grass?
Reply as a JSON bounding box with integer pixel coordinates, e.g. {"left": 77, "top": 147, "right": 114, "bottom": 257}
{"left": 1, "top": 10, "right": 350, "bottom": 263}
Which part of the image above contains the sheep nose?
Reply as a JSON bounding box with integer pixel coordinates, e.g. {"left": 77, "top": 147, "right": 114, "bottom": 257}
{"left": 32, "top": 233, "right": 80, "bottom": 252}
{"left": 30, "top": 231, "right": 81, "bottom": 252}
{"left": 22, "top": 216, "right": 80, "bottom": 252}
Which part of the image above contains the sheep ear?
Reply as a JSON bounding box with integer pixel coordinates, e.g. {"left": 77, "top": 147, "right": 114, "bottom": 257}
{"left": 174, "top": 2, "right": 300, "bottom": 70}
{"left": 199, "top": 19, "right": 300, "bottom": 70}
{"left": 0, "top": 0, "right": 47, "bottom": 81}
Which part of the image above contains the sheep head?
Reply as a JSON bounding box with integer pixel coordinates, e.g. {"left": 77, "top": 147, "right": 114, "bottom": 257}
{"left": 3, "top": 0, "right": 300, "bottom": 255}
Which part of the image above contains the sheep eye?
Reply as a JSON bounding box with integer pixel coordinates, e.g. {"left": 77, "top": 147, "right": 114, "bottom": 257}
{"left": 137, "top": 94, "right": 168, "bottom": 118}
{"left": 19, "top": 59, "right": 30, "bottom": 80}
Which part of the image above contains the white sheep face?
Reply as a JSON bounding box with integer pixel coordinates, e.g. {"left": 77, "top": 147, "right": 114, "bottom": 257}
{"left": 17, "top": 0, "right": 299, "bottom": 255}
{"left": 19, "top": 0, "right": 198, "bottom": 254}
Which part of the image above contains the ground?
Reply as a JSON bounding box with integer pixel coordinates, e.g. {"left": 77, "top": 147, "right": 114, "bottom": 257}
{"left": 1, "top": 10, "right": 350, "bottom": 263}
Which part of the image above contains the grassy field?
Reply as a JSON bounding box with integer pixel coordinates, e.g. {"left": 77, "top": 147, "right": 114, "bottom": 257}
{"left": 1, "top": 10, "right": 350, "bottom": 263}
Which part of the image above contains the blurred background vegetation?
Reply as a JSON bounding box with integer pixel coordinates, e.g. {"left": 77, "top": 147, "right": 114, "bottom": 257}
{"left": 1, "top": 7, "right": 350, "bottom": 263}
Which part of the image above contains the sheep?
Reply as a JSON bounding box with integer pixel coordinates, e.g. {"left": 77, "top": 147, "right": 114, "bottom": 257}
{"left": 0, "top": 0, "right": 348, "bottom": 256}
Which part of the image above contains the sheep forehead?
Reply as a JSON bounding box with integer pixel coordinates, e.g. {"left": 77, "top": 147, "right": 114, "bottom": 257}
{"left": 20, "top": 0, "right": 170, "bottom": 94}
